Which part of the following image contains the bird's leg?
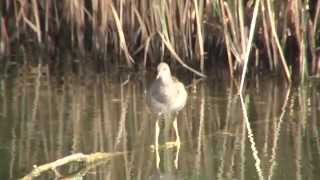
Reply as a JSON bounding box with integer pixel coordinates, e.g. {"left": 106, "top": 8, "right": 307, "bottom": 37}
{"left": 155, "top": 118, "right": 160, "bottom": 148}
{"left": 155, "top": 116, "right": 160, "bottom": 169}
{"left": 173, "top": 113, "right": 180, "bottom": 145}
{"left": 173, "top": 112, "right": 181, "bottom": 168}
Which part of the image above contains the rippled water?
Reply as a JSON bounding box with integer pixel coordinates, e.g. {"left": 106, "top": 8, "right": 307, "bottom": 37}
{"left": 0, "top": 65, "right": 320, "bottom": 180}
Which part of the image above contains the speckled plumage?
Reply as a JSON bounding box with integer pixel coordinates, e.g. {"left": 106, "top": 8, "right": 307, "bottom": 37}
{"left": 147, "top": 62, "right": 187, "bottom": 114}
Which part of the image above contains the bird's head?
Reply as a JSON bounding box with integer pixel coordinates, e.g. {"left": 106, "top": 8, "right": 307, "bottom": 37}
{"left": 156, "top": 62, "right": 172, "bottom": 81}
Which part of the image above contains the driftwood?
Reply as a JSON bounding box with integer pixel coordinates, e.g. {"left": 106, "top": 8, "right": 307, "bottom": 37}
{"left": 20, "top": 152, "right": 125, "bottom": 180}
{"left": 20, "top": 141, "right": 180, "bottom": 180}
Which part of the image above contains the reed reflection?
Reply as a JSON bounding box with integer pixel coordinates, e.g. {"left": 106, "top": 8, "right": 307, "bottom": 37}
{"left": 0, "top": 70, "right": 320, "bottom": 180}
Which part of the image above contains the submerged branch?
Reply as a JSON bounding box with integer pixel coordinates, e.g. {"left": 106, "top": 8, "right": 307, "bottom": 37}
{"left": 19, "top": 152, "right": 124, "bottom": 180}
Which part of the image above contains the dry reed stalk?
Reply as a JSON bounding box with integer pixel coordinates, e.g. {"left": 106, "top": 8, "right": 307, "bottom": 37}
{"left": 0, "top": 17, "right": 10, "bottom": 55}
{"left": 92, "top": 0, "right": 111, "bottom": 50}
{"left": 18, "top": 0, "right": 40, "bottom": 40}
{"left": 16, "top": 0, "right": 28, "bottom": 30}
{"left": 238, "top": 0, "right": 246, "bottom": 57}
{"left": 312, "top": 1, "right": 320, "bottom": 35}
{"left": 44, "top": 0, "right": 51, "bottom": 34}
{"left": 239, "top": 0, "right": 260, "bottom": 94}
{"left": 266, "top": 0, "right": 291, "bottom": 82}
{"left": 193, "top": 0, "right": 205, "bottom": 72}
{"left": 143, "top": 37, "right": 151, "bottom": 66}
{"left": 290, "top": 0, "right": 308, "bottom": 80}
{"left": 31, "top": 0, "right": 41, "bottom": 42}
{"left": 310, "top": 6, "right": 319, "bottom": 72}
{"left": 219, "top": 2, "right": 243, "bottom": 66}
{"left": 219, "top": 0, "right": 234, "bottom": 78}
{"left": 139, "top": 4, "right": 158, "bottom": 61}
{"left": 261, "top": 1, "right": 274, "bottom": 70}
{"left": 218, "top": 0, "right": 260, "bottom": 92}
{"left": 158, "top": 32, "right": 206, "bottom": 77}
{"left": 133, "top": 7, "right": 149, "bottom": 40}
{"left": 185, "top": 1, "right": 194, "bottom": 59}
{"left": 110, "top": 3, "right": 134, "bottom": 67}
{"left": 52, "top": 2, "right": 60, "bottom": 30}
{"left": 224, "top": 4, "right": 239, "bottom": 53}
{"left": 164, "top": 0, "right": 175, "bottom": 52}
{"left": 91, "top": 0, "right": 98, "bottom": 32}
{"left": 133, "top": 6, "right": 153, "bottom": 66}
{"left": 63, "top": 0, "right": 85, "bottom": 47}
{"left": 176, "top": 0, "right": 187, "bottom": 57}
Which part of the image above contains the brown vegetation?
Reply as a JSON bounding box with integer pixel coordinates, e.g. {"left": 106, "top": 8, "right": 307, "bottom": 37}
{"left": 0, "top": 0, "right": 320, "bottom": 79}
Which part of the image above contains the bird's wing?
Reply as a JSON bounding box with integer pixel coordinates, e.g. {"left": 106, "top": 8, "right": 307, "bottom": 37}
{"left": 148, "top": 81, "right": 174, "bottom": 104}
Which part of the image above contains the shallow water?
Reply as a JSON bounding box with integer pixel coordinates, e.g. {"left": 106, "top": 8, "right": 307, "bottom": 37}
{"left": 0, "top": 66, "right": 320, "bottom": 180}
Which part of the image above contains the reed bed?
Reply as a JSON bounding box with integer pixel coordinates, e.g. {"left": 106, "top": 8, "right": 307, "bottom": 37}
{"left": 0, "top": 0, "right": 320, "bottom": 79}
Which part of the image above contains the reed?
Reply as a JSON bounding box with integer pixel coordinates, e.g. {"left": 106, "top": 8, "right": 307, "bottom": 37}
{"left": 0, "top": 0, "right": 319, "bottom": 79}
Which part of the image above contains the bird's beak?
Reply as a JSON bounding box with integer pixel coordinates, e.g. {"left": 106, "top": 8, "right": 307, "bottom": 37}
{"left": 156, "top": 72, "right": 160, "bottom": 79}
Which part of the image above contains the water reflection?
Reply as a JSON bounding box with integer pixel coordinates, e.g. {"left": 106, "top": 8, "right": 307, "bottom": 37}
{"left": 0, "top": 67, "right": 320, "bottom": 180}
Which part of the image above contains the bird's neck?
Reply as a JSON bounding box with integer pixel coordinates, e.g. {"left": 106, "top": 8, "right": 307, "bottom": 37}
{"left": 159, "top": 75, "right": 173, "bottom": 85}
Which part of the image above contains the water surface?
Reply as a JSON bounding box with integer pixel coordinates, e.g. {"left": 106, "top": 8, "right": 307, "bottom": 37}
{"left": 0, "top": 66, "right": 320, "bottom": 180}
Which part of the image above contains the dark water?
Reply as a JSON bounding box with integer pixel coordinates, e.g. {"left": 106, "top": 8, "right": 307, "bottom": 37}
{"left": 0, "top": 65, "right": 320, "bottom": 180}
